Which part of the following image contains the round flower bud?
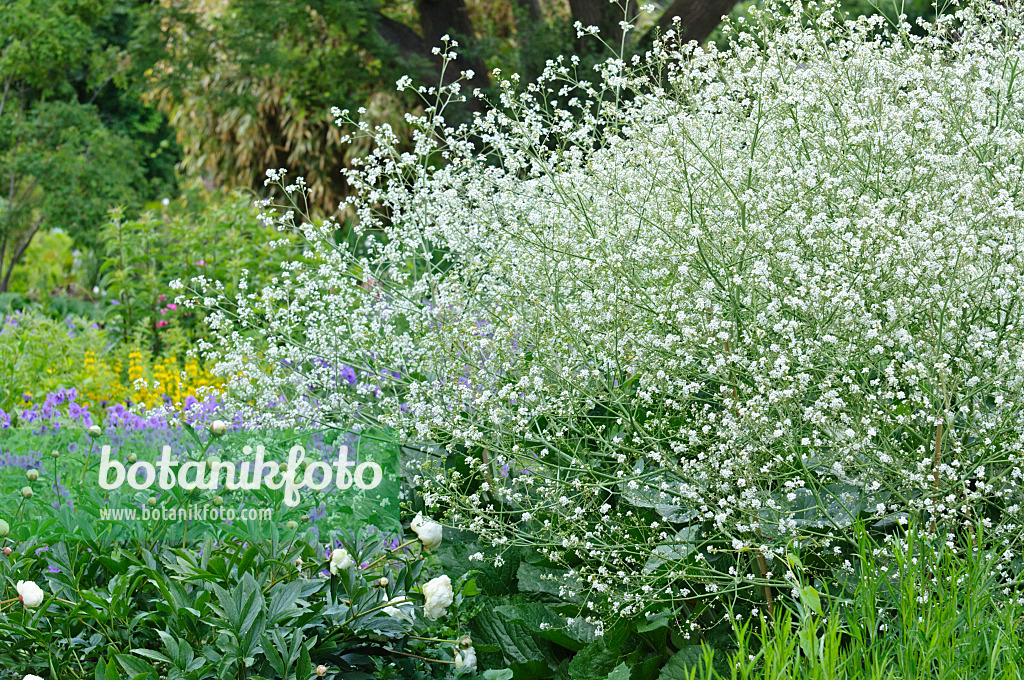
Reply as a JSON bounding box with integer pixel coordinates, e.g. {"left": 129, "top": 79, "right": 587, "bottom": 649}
{"left": 87, "top": 425, "right": 102, "bottom": 438}
{"left": 20, "top": 487, "right": 33, "bottom": 499}
{"left": 316, "top": 666, "right": 328, "bottom": 677}
{"left": 376, "top": 577, "right": 389, "bottom": 588}
{"left": 50, "top": 449, "right": 59, "bottom": 458}
{"left": 212, "top": 495, "right": 224, "bottom": 506}
{"left": 126, "top": 452, "right": 137, "bottom": 463}
{"left": 2, "top": 547, "right": 11, "bottom": 556}
{"left": 25, "top": 469, "right": 38, "bottom": 482}
{"left": 285, "top": 520, "right": 299, "bottom": 531}
{"left": 210, "top": 420, "right": 227, "bottom": 436}
{"left": 0, "top": 519, "right": 8, "bottom": 537}
{"left": 147, "top": 497, "right": 157, "bottom": 507}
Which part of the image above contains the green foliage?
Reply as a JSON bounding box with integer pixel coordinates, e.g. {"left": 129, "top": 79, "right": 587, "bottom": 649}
{"left": 137, "top": 0, "right": 424, "bottom": 215}
{"left": 0, "top": 310, "right": 106, "bottom": 412}
{"left": 0, "top": 530, "right": 460, "bottom": 678}
{"left": 5, "top": 228, "right": 83, "bottom": 299}
{"left": 0, "top": 0, "right": 154, "bottom": 292}
{"left": 678, "top": 529, "right": 1024, "bottom": 680}
{"left": 98, "top": 188, "right": 300, "bottom": 350}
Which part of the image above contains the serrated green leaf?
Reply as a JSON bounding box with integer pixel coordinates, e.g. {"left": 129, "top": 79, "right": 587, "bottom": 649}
{"left": 481, "top": 671, "right": 514, "bottom": 680}
{"left": 656, "top": 647, "right": 704, "bottom": 680}
{"left": 607, "top": 663, "right": 631, "bottom": 680}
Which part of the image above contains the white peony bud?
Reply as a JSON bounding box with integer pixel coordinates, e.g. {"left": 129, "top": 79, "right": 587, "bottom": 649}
{"left": 210, "top": 420, "right": 227, "bottom": 436}
{"left": 383, "top": 596, "right": 415, "bottom": 623}
{"left": 16, "top": 580, "right": 44, "bottom": 608}
{"left": 329, "top": 547, "right": 354, "bottom": 575}
{"left": 422, "top": 575, "right": 454, "bottom": 620}
{"left": 411, "top": 512, "right": 443, "bottom": 550}
{"left": 455, "top": 635, "right": 477, "bottom": 670}
{"left": 316, "top": 665, "right": 328, "bottom": 677}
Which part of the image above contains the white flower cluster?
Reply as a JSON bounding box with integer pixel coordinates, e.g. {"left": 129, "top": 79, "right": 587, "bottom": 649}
{"left": 202, "top": 0, "right": 1024, "bottom": 619}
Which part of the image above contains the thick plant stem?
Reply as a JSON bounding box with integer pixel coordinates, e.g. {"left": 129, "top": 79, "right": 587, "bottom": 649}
{"left": 755, "top": 536, "right": 775, "bottom": 617}
{"left": 726, "top": 335, "right": 775, "bottom": 614}
{"left": 930, "top": 420, "right": 944, "bottom": 536}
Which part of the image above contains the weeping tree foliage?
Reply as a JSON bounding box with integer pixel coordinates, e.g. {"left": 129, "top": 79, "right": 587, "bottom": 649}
{"left": 139, "top": 0, "right": 743, "bottom": 217}
{"left": 136, "top": 0, "right": 429, "bottom": 216}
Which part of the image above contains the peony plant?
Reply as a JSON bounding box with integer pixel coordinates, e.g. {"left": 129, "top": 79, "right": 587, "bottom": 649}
{"left": 0, "top": 517, "right": 476, "bottom": 676}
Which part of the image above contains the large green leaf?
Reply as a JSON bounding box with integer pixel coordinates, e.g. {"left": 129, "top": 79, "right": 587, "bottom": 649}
{"left": 470, "top": 604, "right": 563, "bottom": 678}
{"left": 495, "top": 602, "right": 596, "bottom": 651}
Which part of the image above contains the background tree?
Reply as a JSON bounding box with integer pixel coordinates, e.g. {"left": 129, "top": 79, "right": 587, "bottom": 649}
{"left": 136, "top": 0, "right": 751, "bottom": 217}
{"left": 0, "top": 0, "right": 171, "bottom": 293}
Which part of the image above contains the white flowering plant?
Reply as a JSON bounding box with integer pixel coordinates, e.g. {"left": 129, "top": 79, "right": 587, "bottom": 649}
{"left": 0, "top": 520, "right": 482, "bottom": 677}
{"left": 196, "top": 0, "right": 1024, "bottom": 630}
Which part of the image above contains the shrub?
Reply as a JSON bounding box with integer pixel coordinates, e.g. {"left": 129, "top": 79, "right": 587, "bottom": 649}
{"left": 100, "top": 187, "right": 300, "bottom": 349}
{"left": 0, "top": 311, "right": 112, "bottom": 414}
{"left": 0, "top": 522, "right": 475, "bottom": 677}
{"left": 201, "top": 0, "right": 1024, "bottom": 627}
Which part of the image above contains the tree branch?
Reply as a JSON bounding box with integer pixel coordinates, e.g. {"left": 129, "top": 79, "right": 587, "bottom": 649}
{"left": 645, "top": 0, "right": 738, "bottom": 47}
{"left": 0, "top": 75, "right": 11, "bottom": 121}
{"left": 375, "top": 13, "right": 434, "bottom": 64}
{"left": 0, "top": 214, "right": 44, "bottom": 293}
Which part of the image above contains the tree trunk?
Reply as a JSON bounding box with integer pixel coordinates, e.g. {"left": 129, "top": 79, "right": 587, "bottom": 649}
{"left": 415, "top": 0, "right": 490, "bottom": 94}
{"left": 568, "top": 0, "right": 638, "bottom": 53}
{"left": 512, "top": 0, "right": 542, "bottom": 25}
{"left": 0, "top": 215, "right": 43, "bottom": 293}
{"left": 655, "top": 0, "right": 738, "bottom": 45}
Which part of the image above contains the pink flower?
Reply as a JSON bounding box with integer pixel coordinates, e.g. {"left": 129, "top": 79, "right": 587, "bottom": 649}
{"left": 195, "top": 260, "right": 206, "bottom": 267}
{"left": 157, "top": 294, "right": 167, "bottom": 302}
{"left": 166, "top": 303, "right": 178, "bottom": 311}
{"left": 155, "top": 320, "right": 169, "bottom": 328}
